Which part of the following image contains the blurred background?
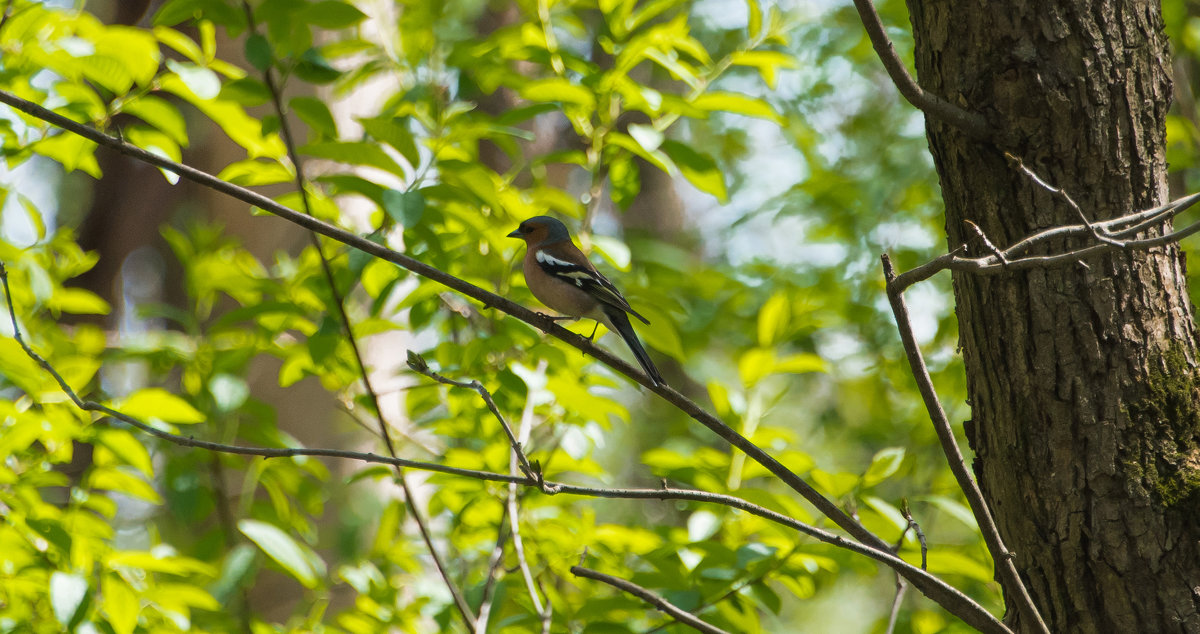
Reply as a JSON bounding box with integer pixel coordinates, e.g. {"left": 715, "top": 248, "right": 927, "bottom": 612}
{"left": 4, "top": 0, "right": 1200, "bottom": 631}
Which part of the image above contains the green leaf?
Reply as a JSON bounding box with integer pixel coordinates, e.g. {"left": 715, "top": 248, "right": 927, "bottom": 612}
{"left": 756, "top": 292, "right": 789, "bottom": 347}
{"left": 627, "top": 123, "right": 663, "bottom": 152}
{"left": 166, "top": 59, "right": 221, "bottom": 100}
{"left": 862, "top": 447, "right": 905, "bottom": 487}
{"left": 661, "top": 140, "right": 727, "bottom": 202}
{"left": 245, "top": 33, "right": 273, "bottom": 72}
{"left": 89, "top": 467, "right": 162, "bottom": 503}
{"left": 153, "top": 26, "right": 205, "bottom": 63}
{"left": 50, "top": 572, "right": 88, "bottom": 628}
{"left": 101, "top": 575, "right": 138, "bottom": 634}
{"left": 116, "top": 387, "right": 206, "bottom": 424}
{"left": 239, "top": 519, "right": 326, "bottom": 588}
{"left": 219, "top": 77, "right": 273, "bottom": 107}
{"left": 609, "top": 133, "right": 676, "bottom": 175}
{"left": 48, "top": 288, "right": 111, "bottom": 315}
{"left": 731, "top": 50, "right": 798, "bottom": 90}
{"left": 810, "top": 469, "right": 859, "bottom": 498}
{"left": 358, "top": 116, "right": 420, "bottom": 167}
{"left": 747, "top": 0, "right": 763, "bottom": 38}
{"left": 519, "top": 78, "right": 596, "bottom": 108}
{"left": 772, "top": 353, "right": 826, "bottom": 375}
{"left": 294, "top": 48, "right": 342, "bottom": 84}
{"left": 290, "top": 96, "right": 338, "bottom": 138}
{"left": 608, "top": 154, "right": 640, "bottom": 210}
{"left": 96, "top": 429, "right": 154, "bottom": 478}
{"left": 218, "top": 159, "right": 294, "bottom": 186}
{"left": 300, "top": 1, "right": 367, "bottom": 28}
{"left": 209, "top": 373, "right": 250, "bottom": 413}
{"left": 692, "top": 92, "right": 781, "bottom": 122}
{"left": 300, "top": 141, "right": 407, "bottom": 176}
{"left": 738, "top": 347, "right": 774, "bottom": 387}
{"left": 32, "top": 134, "right": 101, "bottom": 178}
{"left": 122, "top": 95, "right": 189, "bottom": 145}
{"left": 381, "top": 189, "right": 425, "bottom": 226}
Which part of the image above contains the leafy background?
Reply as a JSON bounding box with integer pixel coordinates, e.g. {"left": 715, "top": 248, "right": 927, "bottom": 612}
{"left": 3, "top": 0, "right": 1198, "bottom": 632}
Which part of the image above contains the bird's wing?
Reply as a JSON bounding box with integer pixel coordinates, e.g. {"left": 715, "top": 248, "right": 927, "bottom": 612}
{"left": 535, "top": 250, "right": 650, "bottom": 324}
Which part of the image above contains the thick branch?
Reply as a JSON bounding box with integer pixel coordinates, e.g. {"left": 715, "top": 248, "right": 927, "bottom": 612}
{"left": 882, "top": 254, "right": 1048, "bottom": 634}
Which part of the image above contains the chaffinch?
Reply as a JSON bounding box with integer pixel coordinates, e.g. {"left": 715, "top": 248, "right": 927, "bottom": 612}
{"left": 508, "top": 215, "right": 664, "bottom": 387}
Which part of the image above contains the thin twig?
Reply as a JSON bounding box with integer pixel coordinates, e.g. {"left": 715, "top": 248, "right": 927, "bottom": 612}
{"left": 885, "top": 579, "right": 909, "bottom": 634}
{"left": 850, "top": 0, "right": 991, "bottom": 140}
{"left": 964, "top": 220, "right": 1008, "bottom": 266}
{"left": 900, "top": 498, "right": 927, "bottom": 571}
{"left": 237, "top": 7, "right": 476, "bottom": 626}
{"left": 472, "top": 520, "right": 511, "bottom": 634}
{"left": 0, "top": 0, "right": 14, "bottom": 36}
{"left": 1005, "top": 153, "right": 1125, "bottom": 247}
{"left": 570, "top": 566, "right": 731, "bottom": 634}
{"left": 882, "top": 254, "right": 1049, "bottom": 634}
{"left": 506, "top": 363, "right": 548, "bottom": 618}
{"left": 405, "top": 352, "right": 541, "bottom": 484}
{"left": 889, "top": 190, "right": 1200, "bottom": 290}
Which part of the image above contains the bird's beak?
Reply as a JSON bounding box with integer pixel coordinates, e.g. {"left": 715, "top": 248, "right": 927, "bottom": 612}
{"left": 506, "top": 228, "right": 522, "bottom": 239}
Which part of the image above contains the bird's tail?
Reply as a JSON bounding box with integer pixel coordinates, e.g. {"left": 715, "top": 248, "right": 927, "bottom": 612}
{"left": 601, "top": 306, "right": 664, "bottom": 387}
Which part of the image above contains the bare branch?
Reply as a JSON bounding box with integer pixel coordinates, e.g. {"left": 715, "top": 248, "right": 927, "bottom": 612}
{"left": 473, "top": 521, "right": 510, "bottom": 634}
{"left": 882, "top": 254, "right": 1049, "bottom": 634}
{"left": 885, "top": 579, "right": 908, "bottom": 634}
{"left": 1005, "top": 153, "right": 1126, "bottom": 247}
{"left": 406, "top": 352, "right": 540, "bottom": 484}
{"left": 964, "top": 220, "right": 1009, "bottom": 267}
{"left": 890, "top": 190, "right": 1200, "bottom": 290}
{"left": 850, "top": 0, "right": 991, "bottom": 140}
{"left": 570, "top": 565, "right": 731, "bottom": 634}
{"left": 898, "top": 499, "right": 927, "bottom": 571}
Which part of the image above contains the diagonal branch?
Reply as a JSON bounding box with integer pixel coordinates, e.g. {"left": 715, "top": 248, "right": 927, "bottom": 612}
{"left": 851, "top": 0, "right": 992, "bottom": 140}
{"left": 0, "top": 88, "right": 893, "bottom": 566}
{"left": 569, "top": 565, "right": 730, "bottom": 634}
{"left": 239, "top": 8, "right": 476, "bottom": 624}
{"left": 0, "top": 90, "right": 1015, "bottom": 633}
{"left": 882, "top": 254, "right": 1049, "bottom": 634}
{"left": 0, "top": 264, "right": 1009, "bottom": 633}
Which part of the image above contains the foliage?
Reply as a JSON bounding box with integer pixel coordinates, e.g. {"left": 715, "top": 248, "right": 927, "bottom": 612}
{"left": 0, "top": 0, "right": 1035, "bottom": 631}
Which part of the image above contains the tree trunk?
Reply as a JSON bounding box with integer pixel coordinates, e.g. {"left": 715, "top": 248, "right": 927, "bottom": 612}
{"left": 906, "top": 1, "right": 1200, "bottom": 631}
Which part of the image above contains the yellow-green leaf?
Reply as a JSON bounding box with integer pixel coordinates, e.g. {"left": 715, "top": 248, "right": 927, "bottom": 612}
{"left": 116, "top": 387, "right": 205, "bottom": 424}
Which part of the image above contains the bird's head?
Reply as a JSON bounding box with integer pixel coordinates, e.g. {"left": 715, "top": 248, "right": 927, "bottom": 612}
{"left": 507, "top": 215, "right": 572, "bottom": 245}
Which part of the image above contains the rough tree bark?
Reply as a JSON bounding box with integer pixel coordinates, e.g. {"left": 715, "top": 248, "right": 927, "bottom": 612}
{"left": 906, "top": 1, "right": 1200, "bottom": 631}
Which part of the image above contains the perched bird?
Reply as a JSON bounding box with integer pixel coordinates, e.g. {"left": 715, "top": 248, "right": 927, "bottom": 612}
{"left": 507, "top": 215, "right": 664, "bottom": 387}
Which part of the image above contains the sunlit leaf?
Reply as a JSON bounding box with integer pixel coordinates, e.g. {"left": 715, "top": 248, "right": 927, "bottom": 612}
{"left": 115, "top": 387, "right": 206, "bottom": 424}
{"left": 240, "top": 520, "right": 326, "bottom": 588}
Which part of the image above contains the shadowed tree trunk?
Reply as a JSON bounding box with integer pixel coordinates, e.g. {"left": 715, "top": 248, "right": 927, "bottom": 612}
{"left": 907, "top": 1, "right": 1200, "bottom": 631}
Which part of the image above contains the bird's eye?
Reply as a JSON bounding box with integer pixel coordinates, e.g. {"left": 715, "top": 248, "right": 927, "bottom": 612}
{"left": 520, "top": 224, "right": 530, "bottom": 233}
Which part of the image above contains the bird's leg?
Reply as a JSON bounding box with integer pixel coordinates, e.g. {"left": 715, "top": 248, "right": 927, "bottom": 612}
{"left": 586, "top": 321, "right": 600, "bottom": 341}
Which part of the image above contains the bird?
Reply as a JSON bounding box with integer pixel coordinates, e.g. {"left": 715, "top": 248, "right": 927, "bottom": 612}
{"left": 507, "top": 215, "right": 664, "bottom": 387}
